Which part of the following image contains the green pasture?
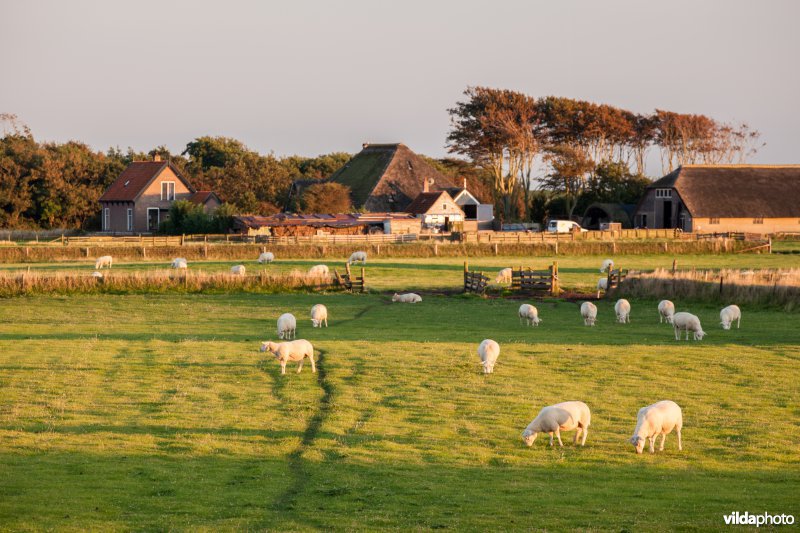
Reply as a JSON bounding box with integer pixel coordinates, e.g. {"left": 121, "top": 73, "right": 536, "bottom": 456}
{"left": 1, "top": 293, "right": 798, "bottom": 530}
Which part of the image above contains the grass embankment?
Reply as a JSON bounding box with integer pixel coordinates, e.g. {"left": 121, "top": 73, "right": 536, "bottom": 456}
{"left": 0, "top": 293, "right": 798, "bottom": 530}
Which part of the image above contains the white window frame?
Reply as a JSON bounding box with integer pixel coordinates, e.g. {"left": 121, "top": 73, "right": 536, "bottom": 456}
{"left": 103, "top": 208, "right": 110, "bottom": 231}
{"left": 655, "top": 188, "right": 672, "bottom": 199}
{"left": 127, "top": 208, "right": 133, "bottom": 231}
{"left": 161, "top": 181, "right": 176, "bottom": 201}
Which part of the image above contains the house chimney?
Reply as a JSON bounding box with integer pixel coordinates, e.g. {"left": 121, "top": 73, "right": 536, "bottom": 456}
{"left": 153, "top": 154, "right": 162, "bottom": 162}
{"left": 463, "top": 177, "right": 467, "bottom": 189}
{"left": 423, "top": 177, "right": 429, "bottom": 193}
{"left": 362, "top": 142, "right": 369, "bottom": 149}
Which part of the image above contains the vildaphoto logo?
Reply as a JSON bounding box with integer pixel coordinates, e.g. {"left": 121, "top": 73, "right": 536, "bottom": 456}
{"left": 723, "top": 512, "right": 795, "bottom": 527}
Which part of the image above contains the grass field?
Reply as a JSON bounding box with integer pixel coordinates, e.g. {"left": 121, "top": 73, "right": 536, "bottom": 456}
{"left": 1, "top": 292, "right": 799, "bottom": 530}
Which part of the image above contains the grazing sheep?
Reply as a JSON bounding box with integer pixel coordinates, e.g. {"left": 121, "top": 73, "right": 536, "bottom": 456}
{"left": 277, "top": 313, "right": 297, "bottom": 340}
{"left": 392, "top": 293, "right": 422, "bottom": 303}
{"left": 614, "top": 298, "right": 631, "bottom": 324}
{"left": 658, "top": 300, "right": 675, "bottom": 324}
{"left": 308, "top": 264, "right": 329, "bottom": 278}
{"left": 518, "top": 304, "right": 541, "bottom": 326}
{"left": 95, "top": 255, "right": 113, "bottom": 269}
{"left": 522, "top": 401, "right": 591, "bottom": 447}
{"left": 310, "top": 304, "right": 328, "bottom": 328}
{"left": 348, "top": 251, "right": 367, "bottom": 265}
{"left": 630, "top": 400, "right": 683, "bottom": 454}
{"left": 91, "top": 271, "right": 103, "bottom": 278}
{"left": 231, "top": 265, "right": 246, "bottom": 276}
{"left": 580, "top": 301, "right": 597, "bottom": 326}
{"left": 171, "top": 258, "right": 188, "bottom": 269}
{"left": 672, "top": 312, "right": 705, "bottom": 341}
{"left": 600, "top": 259, "right": 614, "bottom": 273}
{"left": 495, "top": 268, "right": 512, "bottom": 284}
{"left": 596, "top": 277, "right": 608, "bottom": 298}
{"left": 258, "top": 252, "right": 275, "bottom": 264}
{"left": 477, "top": 339, "right": 500, "bottom": 374}
{"left": 720, "top": 304, "right": 741, "bottom": 330}
{"left": 260, "top": 339, "right": 315, "bottom": 375}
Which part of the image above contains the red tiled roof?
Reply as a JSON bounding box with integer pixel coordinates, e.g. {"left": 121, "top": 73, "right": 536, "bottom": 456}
{"left": 188, "top": 191, "right": 218, "bottom": 205}
{"left": 99, "top": 161, "right": 194, "bottom": 202}
{"left": 405, "top": 191, "right": 448, "bottom": 215}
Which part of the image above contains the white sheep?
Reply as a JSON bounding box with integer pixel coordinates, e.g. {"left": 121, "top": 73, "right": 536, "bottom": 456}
{"left": 614, "top": 298, "right": 631, "bottom": 324}
{"left": 720, "top": 304, "right": 741, "bottom": 330}
{"left": 522, "top": 401, "right": 591, "bottom": 447}
{"left": 672, "top": 312, "right": 705, "bottom": 341}
{"left": 581, "top": 301, "right": 597, "bottom": 326}
{"left": 477, "top": 339, "right": 500, "bottom": 374}
{"left": 392, "top": 293, "right": 422, "bottom": 303}
{"left": 308, "top": 264, "right": 329, "bottom": 278}
{"left": 348, "top": 251, "right": 367, "bottom": 265}
{"left": 518, "top": 304, "right": 541, "bottom": 326}
{"left": 95, "top": 255, "right": 113, "bottom": 269}
{"left": 658, "top": 300, "right": 675, "bottom": 324}
{"left": 310, "top": 304, "right": 328, "bottom": 328}
{"left": 596, "top": 277, "right": 608, "bottom": 298}
{"left": 260, "top": 339, "right": 315, "bottom": 375}
{"left": 600, "top": 259, "right": 614, "bottom": 273}
{"left": 495, "top": 268, "right": 512, "bottom": 284}
{"left": 277, "top": 312, "right": 297, "bottom": 340}
{"left": 630, "top": 400, "right": 683, "bottom": 454}
{"left": 231, "top": 265, "right": 246, "bottom": 276}
{"left": 91, "top": 271, "right": 103, "bottom": 278}
{"left": 171, "top": 257, "right": 188, "bottom": 269}
{"left": 258, "top": 252, "right": 275, "bottom": 264}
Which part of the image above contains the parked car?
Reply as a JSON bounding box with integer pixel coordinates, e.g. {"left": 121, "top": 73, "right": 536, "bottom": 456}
{"left": 547, "top": 220, "right": 587, "bottom": 233}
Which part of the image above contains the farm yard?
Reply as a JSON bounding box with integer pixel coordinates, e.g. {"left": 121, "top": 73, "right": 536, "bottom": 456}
{"left": 1, "top": 250, "right": 799, "bottom": 530}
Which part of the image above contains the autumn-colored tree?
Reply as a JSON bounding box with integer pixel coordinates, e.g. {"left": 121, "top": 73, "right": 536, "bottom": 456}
{"left": 541, "top": 144, "right": 595, "bottom": 221}
{"left": 298, "top": 182, "right": 352, "bottom": 214}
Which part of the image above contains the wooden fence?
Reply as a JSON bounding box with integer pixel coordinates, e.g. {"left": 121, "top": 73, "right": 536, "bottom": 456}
{"left": 333, "top": 263, "right": 366, "bottom": 293}
{"left": 461, "top": 228, "right": 682, "bottom": 244}
{"left": 463, "top": 261, "right": 490, "bottom": 294}
{"left": 55, "top": 232, "right": 417, "bottom": 247}
{"left": 510, "top": 263, "right": 560, "bottom": 296}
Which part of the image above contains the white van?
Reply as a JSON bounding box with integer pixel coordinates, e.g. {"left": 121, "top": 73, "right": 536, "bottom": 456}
{"left": 547, "top": 220, "right": 587, "bottom": 233}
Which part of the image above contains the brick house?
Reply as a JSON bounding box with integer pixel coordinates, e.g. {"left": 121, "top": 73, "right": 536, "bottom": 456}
{"left": 405, "top": 180, "right": 465, "bottom": 232}
{"left": 98, "top": 156, "right": 217, "bottom": 233}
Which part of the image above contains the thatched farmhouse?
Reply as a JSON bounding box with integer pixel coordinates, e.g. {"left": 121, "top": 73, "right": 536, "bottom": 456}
{"left": 99, "top": 155, "right": 218, "bottom": 233}
{"left": 634, "top": 165, "right": 800, "bottom": 233}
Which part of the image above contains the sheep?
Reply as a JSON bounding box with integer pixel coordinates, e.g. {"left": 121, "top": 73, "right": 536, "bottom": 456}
{"left": 257, "top": 252, "right": 275, "bottom": 264}
{"left": 231, "top": 265, "right": 246, "bottom": 276}
{"left": 171, "top": 258, "right": 188, "bottom": 269}
{"left": 629, "top": 400, "right": 683, "bottom": 454}
{"left": 277, "top": 313, "right": 297, "bottom": 340}
{"left": 672, "top": 312, "right": 706, "bottom": 341}
{"left": 348, "top": 251, "right": 367, "bottom": 265}
{"left": 720, "top": 304, "right": 741, "bottom": 330}
{"left": 596, "top": 277, "right": 608, "bottom": 298}
{"left": 658, "top": 300, "right": 675, "bottom": 324}
{"left": 522, "top": 401, "right": 591, "bottom": 447}
{"left": 580, "top": 301, "right": 597, "bottom": 326}
{"left": 95, "top": 255, "right": 113, "bottom": 269}
{"left": 260, "top": 339, "right": 315, "bottom": 375}
{"left": 308, "top": 264, "right": 329, "bottom": 278}
{"left": 392, "top": 293, "right": 422, "bottom": 303}
{"left": 477, "top": 339, "right": 500, "bottom": 374}
{"left": 614, "top": 298, "right": 631, "bottom": 324}
{"left": 600, "top": 259, "right": 614, "bottom": 273}
{"left": 518, "top": 304, "right": 541, "bottom": 326}
{"left": 91, "top": 271, "right": 103, "bottom": 278}
{"left": 310, "top": 304, "right": 328, "bottom": 328}
{"left": 495, "top": 268, "right": 512, "bottom": 284}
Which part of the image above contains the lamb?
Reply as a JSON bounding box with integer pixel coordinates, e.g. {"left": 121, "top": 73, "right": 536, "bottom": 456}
{"left": 495, "top": 268, "right": 512, "bottom": 284}
{"left": 614, "top": 298, "right": 631, "bottom": 324}
{"left": 477, "top": 339, "right": 500, "bottom": 374}
{"left": 308, "top": 264, "right": 329, "bottom": 278}
{"left": 348, "top": 251, "right": 367, "bottom": 265}
{"left": 580, "top": 301, "right": 597, "bottom": 326}
{"left": 277, "top": 313, "right": 297, "bottom": 340}
{"left": 600, "top": 259, "right": 614, "bottom": 273}
{"left": 260, "top": 339, "right": 315, "bottom": 375}
{"left": 518, "top": 304, "right": 541, "bottom": 326}
{"left": 231, "top": 265, "right": 246, "bottom": 276}
{"left": 257, "top": 252, "right": 275, "bottom": 264}
{"left": 310, "top": 304, "right": 328, "bottom": 328}
{"left": 522, "top": 401, "right": 591, "bottom": 447}
{"left": 95, "top": 255, "right": 113, "bottom": 269}
{"left": 596, "top": 277, "right": 608, "bottom": 298}
{"left": 171, "top": 258, "right": 188, "bottom": 269}
{"left": 630, "top": 400, "right": 683, "bottom": 454}
{"left": 672, "top": 312, "right": 706, "bottom": 341}
{"left": 720, "top": 304, "right": 741, "bottom": 330}
{"left": 91, "top": 271, "right": 103, "bottom": 278}
{"left": 392, "top": 293, "right": 422, "bottom": 303}
{"left": 658, "top": 300, "right": 675, "bottom": 324}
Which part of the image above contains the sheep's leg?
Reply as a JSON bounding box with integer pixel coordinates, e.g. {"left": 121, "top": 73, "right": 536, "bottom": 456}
{"left": 737, "top": 316, "right": 740, "bottom": 329}
{"left": 580, "top": 427, "right": 588, "bottom": 446}
{"left": 659, "top": 433, "right": 666, "bottom": 451}
{"left": 555, "top": 429, "right": 564, "bottom": 447}
{"left": 573, "top": 428, "right": 580, "bottom": 444}
{"left": 649, "top": 437, "right": 655, "bottom": 453}
{"left": 280, "top": 361, "right": 286, "bottom": 375}
{"left": 310, "top": 354, "right": 316, "bottom": 373}
{"left": 548, "top": 432, "right": 554, "bottom": 447}
{"left": 324, "top": 318, "right": 328, "bottom": 328}
{"left": 677, "top": 429, "right": 682, "bottom": 451}
{"left": 297, "top": 359, "right": 304, "bottom": 373}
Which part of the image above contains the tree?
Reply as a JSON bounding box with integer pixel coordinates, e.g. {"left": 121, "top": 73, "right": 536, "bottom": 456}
{"left": 298, "top": 182, "right": 352, "bottom": 214}
{"left": 541, "top": 144, "right": 595, "bottom": 220}
{"left": 588, "top": 160, "right": 651, "bottom": 204}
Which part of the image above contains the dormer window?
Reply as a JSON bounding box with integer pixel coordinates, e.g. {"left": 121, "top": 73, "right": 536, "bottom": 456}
{"left": 123, "top": 180, "right": 130, "bottom": 187}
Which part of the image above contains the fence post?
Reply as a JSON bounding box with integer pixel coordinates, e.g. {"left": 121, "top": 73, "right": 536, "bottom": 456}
{"left": 434, "top": 244, "right": 438, "bottom": 256}
{"left": 361, "top": 267, "right": 365, "bottom": 292}
{"left": 181, "top": 234, "right": 185, "bottom": 246}
{"left": 142, "top": 246, "right": 147, "bottom": 259}
{"left": 494, "top": 243, "right": 498, "bottom": 255}
{"left": 672, "top": 258, "right": 677, "bottom": 275}
{"left": 719, "top": 275, "right": 724, "bottom": 295}
{"left": 768, "top": 237, "right": 772, "bottom": 254}
{"left": 61, "top": 234, "right": 65, "bottom": 246}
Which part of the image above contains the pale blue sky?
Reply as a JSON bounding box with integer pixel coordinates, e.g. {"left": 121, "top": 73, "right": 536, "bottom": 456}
{"left": 1, "top": 0, "right": 797, "bottom": 175}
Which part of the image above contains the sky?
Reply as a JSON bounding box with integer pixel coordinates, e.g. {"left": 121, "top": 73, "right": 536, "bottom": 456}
{"left": 1, "top": 0, "right": 798, "bottom": 175}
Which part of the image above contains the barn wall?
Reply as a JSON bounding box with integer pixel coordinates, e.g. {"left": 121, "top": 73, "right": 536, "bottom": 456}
{"left": 692, "top": 217, "right": 799, "bottom": 234}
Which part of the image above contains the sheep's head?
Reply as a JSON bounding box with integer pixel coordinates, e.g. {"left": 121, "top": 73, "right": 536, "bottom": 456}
{"left": 630, "top": 435, "right": 645, "bottom": 454}
{"left": 391, "top": 293, "right": 399, "bottom": 302}
{"left": 522, "top": 430, "right": 537, "bottom": 447}
{"left": 311, "top": 319, "right": 319, "bottom": 327}
{"left": 695, "top": 330, "right": 706, "bottom": 340}
{"left": 665, "top": 315, "right": 674, "bottom": 324}
{"left": 260, "top": 341, "right": 278, "bottom": 353}
{"left": 482, "top": 361, "right": 494, "bottom": 374}
{"left": 720, "top": 321, "right": 731, "bottom": 330}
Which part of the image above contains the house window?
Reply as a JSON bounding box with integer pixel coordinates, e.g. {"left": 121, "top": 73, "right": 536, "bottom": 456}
{"left": 710, "top": 218, "right": 720, "bottom": 224}
{"left": 655, "top": 188, "right": 672, "bottom": 199}
{"left": 753, "top": 217, "right": 764, "bottom": 224}
{"left": 127, "top": 209, "right": 133, "bottom": 231}
{"left": 161, "top": 181, "right": 175, "bottom": 201}
{"left": 443, "top": 203, "right": 447, "bottom": 210}
{"left": 103, "top": 208, "right": 110, "bottom": 231}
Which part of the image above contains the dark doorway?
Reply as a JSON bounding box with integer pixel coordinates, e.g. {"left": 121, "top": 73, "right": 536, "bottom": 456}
{"left": 662, "top": 201, "right": 672, "bottom": 228}
{"left": 148, "top": 208, "right": 160, "bottom": 232}
{"left": 463, "top": 204, "right": 477, "bottom": 220}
